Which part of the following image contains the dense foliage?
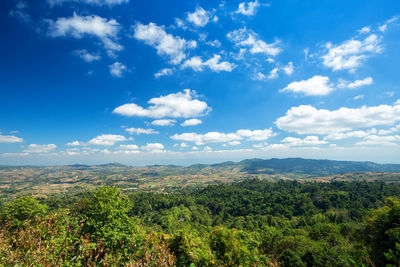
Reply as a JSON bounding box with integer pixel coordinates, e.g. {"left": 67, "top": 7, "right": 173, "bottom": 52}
{"left": 1, "top": 180, "right": 400, "bottom": 266}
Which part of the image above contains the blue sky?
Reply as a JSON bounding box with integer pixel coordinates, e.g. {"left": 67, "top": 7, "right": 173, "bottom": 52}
{"left": 1, "top": 0, "right": 400, "bottom": 165}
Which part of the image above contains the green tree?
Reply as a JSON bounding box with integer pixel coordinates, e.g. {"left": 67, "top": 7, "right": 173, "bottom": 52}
{"left": 364, "top": 197, "right": 400, "bottom": 266}
{"left": 4, "top": 196, "right": 47, "bottom": 227}
{"left": 278, "top": 249, "right": 306, "bottom": 267}
{"left": 78, "top": 186, "right": 139, "bottom": 250}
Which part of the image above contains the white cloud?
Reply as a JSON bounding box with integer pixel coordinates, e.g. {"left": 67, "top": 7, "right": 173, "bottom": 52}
{"left": 154, "top": 68, "right": 174, "bottom": 78}
{"left": 151, "top": 119, "right": 176, "bottom": 126}
{"left": 171, "top": 132, "right": 241, "bottom": 145}
{"left": 141, "top": 143, "right": 165, "bottom": 153}
{"left": 282, "top": 136, "right": 327, "bottom": 146}
{"left": 73, "top": 49, "right": 101, "bottom": 63}
{"left": 378, "top": 124, "right": 400, "bottom": 135}
{"left": 23, "top": 144, "right": 56, "bottom": 153}
{"left": 252, "top": 72, "right": 266, "bottom": 81}
{"left": 321, "top": 34, "right": 382, "bottom": 71}
{"left": 282, "top": 61, "right": 294, "bottom": 75}
{"left": 338, "top": 77, "right": 373, "bottom": 89}
{"left": 171, "top": 128, "right": 275, "bottom": 145}
{"left": 356, "top": 135, "right": 400, "bottom": 146}
{"left": 280, "top": 75, "right": 334, "bottom": 96}
{"left": 113, "top": 89, "right": 210, "bottom": 119}
{"left": 324, "top": 129, "right": 376, "bottom": 141}
{"left": 66, "top": 141, "right": 83, "bottom": 146}
{"left": 358, "top": 26, "right": 371, "bottom": 34}
{"left": 187, "top": 7, "right": 212, "bottom": 27}
{"left": 181, "top": 118, "right": 202, "bottom": 127}
{"left": 354, "top": 94, "right": 364, "bottom": 100}
{"left": 180, "top": 142, "right": 188, "bottom": 148}
{"left": 267, "top": 68, "right": 279, "bottom": 79}
{"left": 109, "top": 62, "right": 127, "bottom": 77}
{"left": 262, "top": 62, "right": 294, "bottom": 80}
{"left": 118, "top": 144, "right": 139, "bottom": 150}
{"left": 0, "top": 133, "right": 23, "bottom": 143}
{"left": 235, "top": 0, "right": 260, "bottom": 16}
{"left": 276, "top": 102, "right": 400, "bottom": 134}
{"left": 47, "top": 13, "right": 122, "bottom": 54}
{"left": 181, "top": 54, "right": 236, "bottom": 72}
{"left": 236, "top": 128, "right": 275, "bottom": 140}
{"left": 206, "top": 40, "right": 221, "bottom": 48}
{"left": 133, "top": 22, "right": 196, "bottom": 64}
{"left": 379, "top": 17, "right": 398, "bottom": 32}
{"left": 88, "top": 134, "right": 127, "bottom": 146}
{"left": 228, "top": 141, "right": 241, "bottom": 146}
{"left": 125, "top": 128, "right": 159, "bottom": 135}
{"left": 227, "top": 28, "right": 281, "bottom": 56}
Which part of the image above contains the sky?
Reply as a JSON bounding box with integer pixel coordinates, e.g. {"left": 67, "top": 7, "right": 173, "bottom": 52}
{"left": 1, "top": 0, "right": 400, "bottom": 166}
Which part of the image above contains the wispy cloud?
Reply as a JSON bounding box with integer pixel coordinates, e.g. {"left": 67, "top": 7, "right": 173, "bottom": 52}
{"left": 181, "top": 54, "right": 236, "bottom": 72}
{"left": 321, "top": 34, "right": 382, "bottom": 72}
{"left": 47, "top": 13, "right": 122, "bottom": 55}
{"left": 227, "top": 27, "right": 281, "bottom": 56}
{"left": 133, "top": 22, "right": 197, "bottom": 64}
{"left": 109, "top": 62, "right": 127, "bottom": 77}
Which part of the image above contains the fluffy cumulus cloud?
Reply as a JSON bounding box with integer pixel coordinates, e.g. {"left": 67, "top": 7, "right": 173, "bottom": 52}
{"left": 338, "top": 77, "right": 373, "bottom": 89}
{"left": 73, "top": 49, "right": 101, "bottom": 63}
{"left": 66, "top": 141, "right": 83, "bottom": 146}
{"left": 87, "top": 134, "right": 127, "bottom": 146}
{"left": 109, "top": 62, "right": 127, "bottom": 77}
{"left": 280, "top": 75, "right": 334, "bottom": 96}
{"left": 186, "top": 7, "right": 214, "bottom": 27}
{"left": 23, "top": 144, "right": 56, "bottom": 153}
{"left": 118, "top": 144, "right": 139, "bottom": 150}
{"left": 47, "top": 13, "right": 122, "bottom": 54}
{"left": 113, "top": 89, "right": 210, "bottom": 118}
{"left": 181, "top": 54, "right": 236, "bottom": 72}
{"left": 321, "top": 34, "right": 382, "bottom": 72}
{"left": 235, "top": 0, "right": 260, "bottom": 16}
{"left": 181, "top": 119, "right": 202, "bottom": 127}
{"left": 48, "top": 0, "right": 129, "bottom": 6}
{"left": 133, "top": 22, "right": 196, "bottom": 64}
{"left": 282, "top": 136, "right": 327, "bottom": 146}
{"left": 141, "top": 143, "right": 165, "bottom": 153}
{"left": 171, "top": 128, "right": 275, "bottom": 145}
{"left": 227, "top": 27, "right": 281, "bottom": 56}
{"left": 0, "top": 133, "right": 23, "bottom": 143}
{"left": 236, "top": 128, "right": 275, "bottom": 141}
{"left": 276, "top": 102, "right": 400, "bottom": 134}
{"left": 125, "top": 128, "right": 159, "bottom": 135}
{"left": 151, "top": 119, "right": 176, "bottom": 126}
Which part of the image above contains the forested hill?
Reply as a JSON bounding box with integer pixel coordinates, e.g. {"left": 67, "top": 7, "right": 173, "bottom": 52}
{"left": 190, "top": 158, "right": 400, "bottom": 176}
{"left": 1, "top": 158, "right": 400, "bottom": 199}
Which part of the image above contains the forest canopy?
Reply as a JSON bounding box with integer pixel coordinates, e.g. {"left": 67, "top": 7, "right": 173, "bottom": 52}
{"left": 1, "top": 180, "right": 400, "bottom": 266}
